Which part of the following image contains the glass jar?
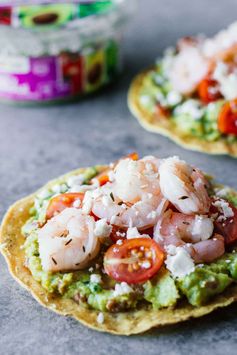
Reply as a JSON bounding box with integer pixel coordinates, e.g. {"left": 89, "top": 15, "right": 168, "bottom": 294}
{"left": 0, "top": 0, "right": 134, "bottom": 104}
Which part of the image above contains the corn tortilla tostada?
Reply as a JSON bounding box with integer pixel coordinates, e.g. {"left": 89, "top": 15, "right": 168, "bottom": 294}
{"left": 1, "top": 154, "right": 237, "bottom": 335}
{"left": 128, "top": 23, "right": 237, "bottom": 157}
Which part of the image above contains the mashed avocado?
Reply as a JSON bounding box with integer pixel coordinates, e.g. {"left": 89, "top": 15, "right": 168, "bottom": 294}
{"left": 144, "top": 268, "right": 179, "bottom": 309}
{"left": 178, "top": 253, "right": 237, "bottom": 306}
{"left": 65, "top": 281, "right": 139, "bottom": 312}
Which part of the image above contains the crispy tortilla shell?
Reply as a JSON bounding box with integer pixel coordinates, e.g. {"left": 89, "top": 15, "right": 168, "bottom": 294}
{"left": 1, "top": 167, "right": 237, "bottom": 335}
{"left": 128, "top": 69, "right": 237, "bottom": 157}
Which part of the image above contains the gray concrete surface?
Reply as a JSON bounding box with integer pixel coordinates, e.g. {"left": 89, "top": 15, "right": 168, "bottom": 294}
{"left": 1, "top": 1, "right": 237, "bottom": 354}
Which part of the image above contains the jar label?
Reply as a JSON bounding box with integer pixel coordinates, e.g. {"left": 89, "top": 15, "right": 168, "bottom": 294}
{"left": 0, "top": 41, "right": 120, "bottom": 102}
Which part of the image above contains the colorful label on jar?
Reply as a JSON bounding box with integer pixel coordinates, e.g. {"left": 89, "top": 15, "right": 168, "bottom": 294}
{"left": 0, "top": 2, "right": 114, "bottom": 29}
{"left": 0, "top": 39, "right": 121, "bottom": 102}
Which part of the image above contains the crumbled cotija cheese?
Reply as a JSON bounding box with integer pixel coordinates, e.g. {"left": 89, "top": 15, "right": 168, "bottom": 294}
{"left": 113, "top": 282, "right": 133, "bottom": 297}
{"left": 212, "top": 199, "right": 234, "bottom": 221}
{"left": 165, "top": 246, "right": 195, "bottom": 278}
{"left": 126, "top": 227, "right": 150, "bottom": 239}
{"left": 97, "top": 312, "right": 104, "bottom": 324}
{"left": 94, "top": 219, "right": 112, "bottom": 238}
{"left": 82, "top": 191, "right": 93, "bottom": 214}
{"left": 90, "top": 274, "right": 102, "bottom": 284}
{"left": 67, "top": 174, "right": 84, "bottom": 187}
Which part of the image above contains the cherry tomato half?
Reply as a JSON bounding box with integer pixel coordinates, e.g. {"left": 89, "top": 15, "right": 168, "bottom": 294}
{"left": 211, "top": 201, "right": 237, "bottom": 245}
{"left": 104, "top": 238, "right": 164, "bottom": 284}
{"left": 126, "top": 152, "right": 139, "bottom": 161}
{"left": 198, "top": 77, "right": 222, "bottom": 104}
{"left": 218, "top": 99, "right": 237, "bottom": 136}
{"left": 96, "top": 174, "right": 110, "bottom": 186}
{"left": 155, "top": 103, "right": 170, "bottom": 118}
{"left": 46, "top": 192, "right": 84, "bottom": 220}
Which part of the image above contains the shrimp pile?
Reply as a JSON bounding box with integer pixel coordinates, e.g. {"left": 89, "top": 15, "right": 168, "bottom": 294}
{"left": 167, "top": 22, "right": 237, "bottom": 97}
{"left": 37, "top": 155, "right": 227, "bottom": 273}
{"left": 91, "top": 156, "right": 168, "bottom": 229}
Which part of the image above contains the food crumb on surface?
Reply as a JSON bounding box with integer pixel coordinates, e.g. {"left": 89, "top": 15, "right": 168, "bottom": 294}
{"left": 97, "top": 312, "right": 104, "bottom": 324}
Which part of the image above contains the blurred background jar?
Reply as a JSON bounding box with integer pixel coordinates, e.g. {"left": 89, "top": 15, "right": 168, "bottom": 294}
{"left": 0, "top": 0, "right": 135, "bottom": 104}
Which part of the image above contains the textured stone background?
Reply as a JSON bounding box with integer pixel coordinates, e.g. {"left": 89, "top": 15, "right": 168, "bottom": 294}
{"left": 1, "top": 1, "right": 237, "bottom": 354}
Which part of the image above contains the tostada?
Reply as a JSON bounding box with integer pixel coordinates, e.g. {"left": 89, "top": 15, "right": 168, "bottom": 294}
{"left": 128, "top": 23, "right": 237, "bottom": 156}
{"left": 1, "top": 153, "right": 237, "bottom": 335}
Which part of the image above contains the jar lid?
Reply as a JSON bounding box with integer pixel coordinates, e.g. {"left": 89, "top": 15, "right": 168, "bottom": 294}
{"left": 0, "top": 0, "right": 135, "bottom": 56}
{"left": 0, "top": 1, "right": 124, "bottom": 30}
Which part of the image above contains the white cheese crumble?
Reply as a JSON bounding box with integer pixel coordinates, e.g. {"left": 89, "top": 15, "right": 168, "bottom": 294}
{"left": 116, "top": 230, "right": 126, "bottom": 238}
{"left": 140, "top": 95, "right": 152, "bottom": 106}
{"left": 67, "top": 174, "right": 84, "bottom": 187}
{"left": 162, "top": 48, "right": 175, "bottom": 75}
{"left": 97, "top": 312, "right": 104, "bottom": 324}
{"left": 126, "top": 227, "right": 150, "bottom": 240}
{"left": 212, "top": 199, "right": 234, "bottom": 221}
{"left": 192, "top": 215, "right": 214, "bottom": 241}
{"left": 90, "top": 274, "right": 102, "bottom": 284}
{"left": 166, "top": 90, "right": 182, "bottom": 106}
{"left": 51, "top": 184, "right": 61, "bottom": 194}
{"left": 82, "top": 191, "right": 93, "bottom": 215}
{"left": 165, "top": 246, "right": 195, "bottom": 278}
{"left": 213, "top": 61, "right": 237, "bottom": 100}
{"left": 94, "top": 219, "right": 112, "bottom": 238}
{"left": 127, "top": 227, "right": 140, "bottom": 239}
{"left": 113, "top": 282, "right": 133, "bottom": 297}
{"left": 174, "top": 99, "right": 204, "bottom": 120}
{"left": 37, "top": 189, "right": 51, "bottom": 200}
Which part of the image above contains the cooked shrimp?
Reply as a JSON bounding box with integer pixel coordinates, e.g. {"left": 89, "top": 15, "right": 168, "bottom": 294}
{"left": 38, "top": 208, "right": 100, "bottom": 272}
{"left": 187, "top": 234, "right": 225, "bottom": 263}
{"left": 154, "top": 209, "right": 213, "bottom": 244}
{"left": 154, "top": 209, "right": 224, "bottom": 264}
{"left": 159, "top": 156, "right": 211, "bottom": 215}
{"left": 91, "top": 157, "right": 168, "bottom": 229}
{"left": 168, "top": 46, "right": 210, "bottom": 95}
